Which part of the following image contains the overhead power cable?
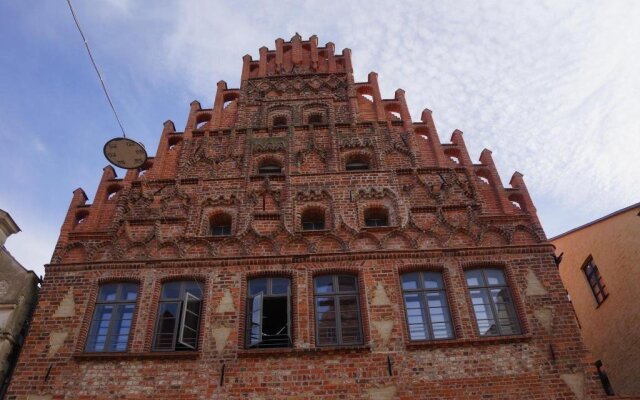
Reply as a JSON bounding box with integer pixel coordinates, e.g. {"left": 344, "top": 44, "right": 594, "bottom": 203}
{"left": 65, "top": 0, "right": 127, "bottom": 138}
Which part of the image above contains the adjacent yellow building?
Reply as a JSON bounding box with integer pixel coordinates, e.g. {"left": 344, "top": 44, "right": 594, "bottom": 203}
{"left": 552, "top": 202, "right": 640, "bottom": 396}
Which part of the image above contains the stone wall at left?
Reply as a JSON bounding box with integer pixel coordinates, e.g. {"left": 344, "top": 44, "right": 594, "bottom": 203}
{"left": 0, "top": 210, "right": 39, "bottom": 397}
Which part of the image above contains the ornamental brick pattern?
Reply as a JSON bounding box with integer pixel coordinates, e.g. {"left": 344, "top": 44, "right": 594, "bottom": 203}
{"left": 7, "top": 34, "right": 610, "bottom": 399}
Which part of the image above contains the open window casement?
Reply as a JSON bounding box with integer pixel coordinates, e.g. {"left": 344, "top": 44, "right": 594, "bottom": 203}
{"left": 249, "top": 292, "right": 264, "bottom": 347}
{"left": 177, "top": 292, "right": 201, "bottom": 349}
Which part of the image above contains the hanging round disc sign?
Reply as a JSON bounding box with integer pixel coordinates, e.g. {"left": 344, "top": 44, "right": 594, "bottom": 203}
{"left": 103, "top": 137, "right": 148, "bottom": 169}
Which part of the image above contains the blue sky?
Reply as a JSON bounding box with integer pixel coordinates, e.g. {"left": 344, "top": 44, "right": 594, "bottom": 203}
{"left": 1, "top": 1, "right": 638, "bottom": 277}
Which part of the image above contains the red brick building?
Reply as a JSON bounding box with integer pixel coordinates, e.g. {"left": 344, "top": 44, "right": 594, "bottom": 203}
{"left": 7, "top": 35, "right": 609, "bottom": 399}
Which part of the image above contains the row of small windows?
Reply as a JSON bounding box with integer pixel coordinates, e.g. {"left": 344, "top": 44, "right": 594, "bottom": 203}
{"left": 85, "top": 268, "right": 521, "bottom": 352}
{"left": 208, "top": 207, "right": 390, "bottom": 235}
{"left": 254, "top": 155, "right": 372, "bottom": 176}
{"left": 272, "top": 113, "right": 324, "bottom": 127}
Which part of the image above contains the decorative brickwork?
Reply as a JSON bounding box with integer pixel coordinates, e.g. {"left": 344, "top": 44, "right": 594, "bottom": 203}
{"left": 7, "top": 35, "right": 610, "bottom": 399}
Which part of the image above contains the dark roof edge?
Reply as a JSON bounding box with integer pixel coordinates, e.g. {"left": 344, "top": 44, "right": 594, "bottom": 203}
{"left": 549, "top": 201, "right": 640, "bottom": 241}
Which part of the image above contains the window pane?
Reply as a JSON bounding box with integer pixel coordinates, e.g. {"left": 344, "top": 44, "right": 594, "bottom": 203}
{"left": 409, "top": 324, "right": 428, "bottom": 340}
{"left": 315, "top": 276, "right": 334, "bottom": 294}
{"left": 338, "top": 276, "right": 357, "bottom": 293}
{"left": 316, "top": 297, "right": 336, "bottom": 345}
{"left": 465, "top": 270, "right": 484, "bottom": 287}
{"left": 155, "top": 303, "right": 179, "bottom": 350}
{"left": 485, "top": 269, "right": 506, "bottom": 286}
{"left": 185, "top": 281, "right": 203, "bottom": 299}
{"left": 339, "top": 296, "right": 361, "bottom": 344}
{"left": 404, "top": 293, "right": 421, "bottom": 309}
{"left": 111, "top": 304, "right": 133, "bottom": 351}
{"left": 467, "top": 270, "right": 520, "bottom": 336}
{"left": 118, "top": 283, "right": 137, "bottom": 301}
{"left": 423, "top": 272, "right": 444, "bottom": 289}
{"left": 161, "top": 282, "right": 182, "bottom": 300}
{"left": 99, "top": 284, "right": 119, "bottom": 302}
{"left": 404, "top": 293, "right": 427, "bottom": 339}
{"left": 426, "top": 291, "right": 446, "bottom": 308}
{"left": 491, "top": 288, "right": 511, "bottom": 304}
{"left": 585, "top": 263, "right": 594, "bottom": 274}
{"left": 250, "top": 293, "right": 263, "bottom": 346}
{"left": 469, "top": 289, "right": 491, "bottom": 305}
{"left": 249, "top": 278, "right": 268, "bottom": 296}
{"left": 184, "top": 308, "right": 200, "bottom": 328}
{"left": 87, "top": 304, "right": 113, "bottom": 351}
{"left": 271, "top": 278, "right": 290, "bottom": 295}
{"left": 88, "top": 283, "right": 138, "bottom": 352}
{"left": 401, "top": 273, "right": 420, "bottom": 290}
{"left": 432, "top": 322, "right": 453, "bottom": 339}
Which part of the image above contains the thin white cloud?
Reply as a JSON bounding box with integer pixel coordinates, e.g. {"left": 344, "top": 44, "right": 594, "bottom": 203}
{"left": 4, "top": 0, "right": 638, "bottom": 279}
{"left": 134, "top": 0, "right": 640, "bottom": 226}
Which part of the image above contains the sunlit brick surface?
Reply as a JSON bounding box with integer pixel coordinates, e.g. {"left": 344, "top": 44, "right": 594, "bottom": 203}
{"left": 7, "top": 35, "right": 609, "bottom": 400}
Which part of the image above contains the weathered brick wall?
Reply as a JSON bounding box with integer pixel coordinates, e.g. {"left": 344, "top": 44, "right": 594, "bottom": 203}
{"left": 7, "top": 34, "right": 609, "bottom": 399}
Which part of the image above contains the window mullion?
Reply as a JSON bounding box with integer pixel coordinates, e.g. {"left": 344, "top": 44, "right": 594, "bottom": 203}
{"left": 487, "top": 285, "right": 503, "bottom": 336}
{"left": 354, "top": 292, "right": 363, "bottom": 345}
{"left": 420, "top": 290, "right": 433, "bottom": 340}
{"left": 105, "top": 302, "right": 122, "bottom": 351}
{"left": 480, "top": 270, "right": 501, "bottom": 336}
{"left": 170, "top": 300, "right": 181, "bottom": 348}
{"left": 335, "top": 293, "right": 342, "bottom": 345}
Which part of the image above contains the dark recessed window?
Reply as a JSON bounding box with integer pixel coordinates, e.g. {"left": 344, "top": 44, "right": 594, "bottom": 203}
{"left": 308, "top": 113, "right": 323, "bottom": 124}
{"left": 364, "top": 208, "right": 389, "bottom": 227}
{"left": 209, "top": 213, "right": 232, "bottom": 236}
{"left": 246, "top": 277, "right": 292, "bottom": 348}
{"left": 401, "top": 271, "right": 454, "bottom": 340}
{"left": 86, "top": 283, "right": 138, "bottom": 352}
{"left": 583, "top": 257, "right": 608, "bottom": 306}
{"left": 258, "top": 161, "right": 283, "bottom": 175}
{"left": 465, "top": 269, "right": 521, "bottom": 336}
{"left": 153, "top": 281, "right": 203, "bottom": 351}
{"left": 345, "top": 155, "right": 370, "bottom": 171}
{"left": 302, "top": 208, "right": 325, "bottom": 231}
{"left": 272, "top": 116, "right": 288, "bottom": 127}
{"left": 314, "top": 275, "right": 363, "bottom": 346}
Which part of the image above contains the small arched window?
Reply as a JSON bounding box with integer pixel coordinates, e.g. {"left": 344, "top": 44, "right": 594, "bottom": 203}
{"left": 209, "top": 213, "right": 232, "bottom": 236}
{"left": 272, "top": 116, "right": 288, "bottom": 127}
{"left": 106, "top": 186, "right": 121, "bottom": 201}
{"left": 308, "top": 113, "right": 323, "bottom": 125}
{"left": 195, "top": 114, "right": 211, "bottom": 130}
{"left": 258, "top": 160, "right": 283, "bottom": 175}
{"left": 168, "top": 136, "right": 182, "bottom": 151}
{"left": 75, "top": 211, "right": 89, "bottom": 226}
{"left": 138, "top": 162, "right": 152, "bottom": 178}
{"left": 345, "top": 154, "right": 370, "bottom": 171}
{"left": 364, "top": 207, "right": 389, "bottom": 227}
{"left": 301, "top": 208, "right": 325, "bottom": 231}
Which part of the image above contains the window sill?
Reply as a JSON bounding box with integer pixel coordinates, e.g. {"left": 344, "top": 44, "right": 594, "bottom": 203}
{"left": 238, "top": 344, "right": 370, "bottom": 357}
{"left": 405, "top": 334, "right": 531, "bottom": 350}
{"left": 299, "top": 229, "right": 330, "bottom": 234}
{"left": 206, "top": 234, "right": 232, "bottom": 239}
{"left": 362, "top": 226, "right": 396, "bottom": 232}
{"left": 250, "top": 174, "right": 285, "bottom": 182}
{"left": 73, "top": 351, "right": 200, "bottom": 361}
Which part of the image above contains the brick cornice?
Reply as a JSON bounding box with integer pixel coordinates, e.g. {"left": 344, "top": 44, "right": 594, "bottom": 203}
{"left": 45, "top": 243, "right": 555, "bottom": 273}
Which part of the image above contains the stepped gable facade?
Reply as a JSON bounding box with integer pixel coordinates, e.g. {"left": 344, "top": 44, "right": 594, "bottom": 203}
{"left": 8, "top": 35, "right": 608, "bottom": 399}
